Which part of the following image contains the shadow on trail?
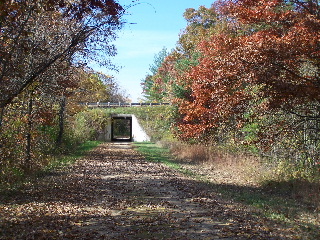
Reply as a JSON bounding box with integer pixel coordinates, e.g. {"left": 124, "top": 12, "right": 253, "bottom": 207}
{"left": 0, "top": 143, "right": 317, "bottom": 239}
{"left": 134, "top": 142, "right": 320, "bottom": 239}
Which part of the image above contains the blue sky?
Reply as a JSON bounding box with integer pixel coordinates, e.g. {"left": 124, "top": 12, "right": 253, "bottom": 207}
{"left": 96, "top": 0, "right": 215, "bottom": 102}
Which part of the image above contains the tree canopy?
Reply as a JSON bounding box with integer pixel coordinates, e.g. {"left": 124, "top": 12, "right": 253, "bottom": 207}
{"left": 142, "top": 0, "right": 320, "bottom": 163}
{"left": 0, "top": 0, "right": 129, "bottom": 175}
{"left": 0, "top": 0, "right": 124, "bottom": 109}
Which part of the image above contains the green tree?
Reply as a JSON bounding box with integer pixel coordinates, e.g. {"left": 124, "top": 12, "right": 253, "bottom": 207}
{"left": 141, "top": 5, "right": 221, "bottom": 103}
{"left": 141, "top": 47, "right": 169, "bottom": 102}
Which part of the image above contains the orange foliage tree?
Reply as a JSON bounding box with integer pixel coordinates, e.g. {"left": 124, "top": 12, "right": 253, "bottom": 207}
{"left": 175, "top": 0, "right": 320, "bottom": 146}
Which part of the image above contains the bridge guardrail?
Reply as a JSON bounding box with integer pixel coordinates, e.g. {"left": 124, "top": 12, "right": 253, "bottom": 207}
{"left": 81, "top": 102, "right": 171, "bottom": 108}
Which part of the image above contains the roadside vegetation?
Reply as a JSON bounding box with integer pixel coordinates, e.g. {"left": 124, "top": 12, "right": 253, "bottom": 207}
{"left": 0, "top": 0, "right": 131, "bottom": 188}
{"left": 77, "top": 104, "right": 319, "bottom": 227}
{"left": 0, "top": 0, "right": 319, "bottom": 238}
{"left": 134, "top": 142, "right": 320, "bottom": 239}
{"left": 137, "top": 1, "right": 320, "bottom": 236}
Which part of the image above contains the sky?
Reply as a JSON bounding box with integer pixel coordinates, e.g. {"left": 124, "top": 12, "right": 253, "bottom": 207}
{"left": 94, "top": 0, "right": 215, "bottom": 102}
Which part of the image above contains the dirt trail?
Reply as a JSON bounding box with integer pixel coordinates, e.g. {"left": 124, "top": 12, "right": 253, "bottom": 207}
{"left": 0, "top": 143, "right": 298, "bottom": 239}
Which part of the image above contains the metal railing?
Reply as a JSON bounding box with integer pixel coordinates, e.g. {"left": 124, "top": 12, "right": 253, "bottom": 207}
{"left": 82, "top": 102, "right": 171, "bottom": 108}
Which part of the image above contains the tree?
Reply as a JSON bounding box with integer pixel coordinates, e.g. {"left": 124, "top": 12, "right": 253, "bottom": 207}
{"left": 95, "top": 72, "right": 129, "bottom": 103}
{"left": 72, "top": 70, "right": 129, "bottom": 104}
{"left": 141, "top": 47, "right": 169, "bottom": 102}
{"left": 0, "top": 0, "right": 147, "bottom": 180}
{"left": 174, "top": 0, "right": 319, "bottom": 141}
{"left": 141, "top": 6, "right": 221, "bottom": 103}
{"left": 0, "top": 0, "right": 124, "bottom": 110}
{"left": 0, "top": 0, "right": 123, "bottom": 138}
{"left": 178, "top": 5, "right": 217, "bottom": 56}
{"left": 220, "top": 0, "right": 320, "bottom": 109}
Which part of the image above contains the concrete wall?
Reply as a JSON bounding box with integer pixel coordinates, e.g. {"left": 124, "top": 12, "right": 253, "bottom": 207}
{"left": 132, "top": 115, "right": 150, "bottom": 142}
{"left": 97, "top": 114, "right": 150, "bottom": 142}
{"left": 97, "top": 118, "right": 112, "bottom": 142}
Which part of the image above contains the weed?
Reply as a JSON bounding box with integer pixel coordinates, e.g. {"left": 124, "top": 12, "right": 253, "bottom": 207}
{"left": 135, "top": 142, "right": 320, "bottom": 239}
{"left": 0, "top": 141, "right": 101, "bottom": 191}
{"left": 43, "top": 140, "right": 101, "bottom": 172}
{"left": 134, "top": 142, "right": 199, "bottom": 179}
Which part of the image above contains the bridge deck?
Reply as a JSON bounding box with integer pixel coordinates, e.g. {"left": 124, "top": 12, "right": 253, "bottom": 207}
{"left": 83, "top": 102, "right": 171, "bottom": 108}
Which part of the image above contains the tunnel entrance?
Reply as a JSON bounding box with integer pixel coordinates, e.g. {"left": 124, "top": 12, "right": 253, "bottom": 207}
{"left": 111, "top": 115, "right": 132, "bottom": 142}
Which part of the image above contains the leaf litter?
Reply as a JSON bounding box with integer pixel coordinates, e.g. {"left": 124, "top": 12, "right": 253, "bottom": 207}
{"left": 0, "top": 142, "right": 306, "bottom": 239}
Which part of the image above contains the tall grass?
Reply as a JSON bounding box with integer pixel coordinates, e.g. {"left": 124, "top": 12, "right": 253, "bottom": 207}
{"left": 160, "top": 140, "right": 320, "bottom": 209}
{"left": 135, "top": 141, "right": 320, "bottom": 239}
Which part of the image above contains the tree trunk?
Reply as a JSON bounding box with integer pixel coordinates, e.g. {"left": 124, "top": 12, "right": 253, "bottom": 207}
{"left": 0, "top": 107, "right": 4, "bottom": 148}
{"left": 56, "top": 95, "right": 66, "bottom": 148}
{"left": 0, "top": 107, "right": 4, "bottom": 129}
{"left": 25, "top": 95, "right": 33, "bottom": 170}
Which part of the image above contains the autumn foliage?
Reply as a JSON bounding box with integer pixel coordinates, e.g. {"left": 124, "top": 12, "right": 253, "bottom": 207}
{"left": 0, "top": 0, "right": 129, "bottom": 181}
{"left": 177, "top": 0, "right": 320, "bottom": 137}
{"left": 142, "top": 0, "right": 320, "bottom": 168}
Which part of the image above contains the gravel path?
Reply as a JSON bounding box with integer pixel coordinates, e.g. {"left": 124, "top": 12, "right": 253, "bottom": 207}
{"left": 0, "top": 143, "right": 298, "bottom": 239}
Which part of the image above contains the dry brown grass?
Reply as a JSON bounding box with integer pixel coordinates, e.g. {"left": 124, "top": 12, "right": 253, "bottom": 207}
{"left": 160, "top": 140, "right": 320, "bottom": 210}
{"left": 169, "top": 142, "right": 210, "bottom": 163}
{"left": 161, "top": 140, "right": 264, "bottom": 186}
